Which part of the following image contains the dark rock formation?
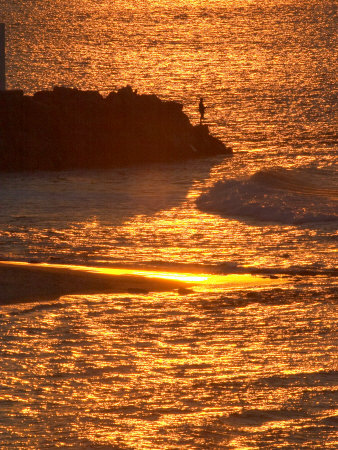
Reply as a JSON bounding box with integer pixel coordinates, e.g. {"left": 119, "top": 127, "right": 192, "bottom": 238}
{"left": 0, "top": 85, "right": 232, "bottom": 171}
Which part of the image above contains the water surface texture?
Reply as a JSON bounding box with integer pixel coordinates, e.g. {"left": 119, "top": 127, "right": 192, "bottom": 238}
{"left": 0, "top": 0, "right": 337, "bottom": 448}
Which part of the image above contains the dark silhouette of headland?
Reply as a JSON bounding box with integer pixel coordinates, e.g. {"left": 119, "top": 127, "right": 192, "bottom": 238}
{"left": 0, "top": 85, "right": 232, "bottom": 171}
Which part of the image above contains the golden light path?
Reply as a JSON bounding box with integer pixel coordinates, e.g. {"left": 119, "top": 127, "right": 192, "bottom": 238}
{"left": 1, "top": 261, "right": 284, "bottom": 289}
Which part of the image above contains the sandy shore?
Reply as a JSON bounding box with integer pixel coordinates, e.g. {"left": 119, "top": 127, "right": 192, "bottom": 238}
{"left": 0, "top": 262, "right": 188, "bottom": 305}
{"left": 0, "top": 262, "right": 286, "bottom": 305}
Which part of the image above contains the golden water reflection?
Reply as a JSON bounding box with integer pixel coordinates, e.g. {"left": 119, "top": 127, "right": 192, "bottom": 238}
{"left": 0, "top": 266, "right": 335, "bottom": 448}
{"left": 2, "top": 260, "right": 285, "bottom": 290}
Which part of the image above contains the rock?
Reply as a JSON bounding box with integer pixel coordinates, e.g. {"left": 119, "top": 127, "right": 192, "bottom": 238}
{"left": 192, "top": 124, "right": 231, "bottom": 155}
{"left": 177, "top": 287, "right": 195, "bottom": 295}
{"left": 0, "top": 86, "right": 232, "bottom": 171}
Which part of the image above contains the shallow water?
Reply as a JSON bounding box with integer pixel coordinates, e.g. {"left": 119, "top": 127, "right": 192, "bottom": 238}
{"left": 1, "top": 150, "right": 336, "bottom": 273}
{"left": 0, "top": 285, "right": 337, "bottom": 448}
{"left": 0, "top": 0, "right": 337, "bottom": 448}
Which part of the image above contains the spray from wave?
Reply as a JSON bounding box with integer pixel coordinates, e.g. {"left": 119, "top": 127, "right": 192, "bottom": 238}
{"left": 197, "top": 167, "right": 338, "bottom": 225}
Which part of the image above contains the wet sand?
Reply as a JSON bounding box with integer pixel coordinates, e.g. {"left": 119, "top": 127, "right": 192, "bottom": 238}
{"left": 0, "top": 262, "right": 286, "bottom": 305}
{"left": 0, "top": 262, "right": 188, "bottom": 305}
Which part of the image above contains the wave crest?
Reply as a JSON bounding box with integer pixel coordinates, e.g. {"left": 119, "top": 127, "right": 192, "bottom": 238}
{"left": 197, "top": 168, "right": 338, "bottom": 225}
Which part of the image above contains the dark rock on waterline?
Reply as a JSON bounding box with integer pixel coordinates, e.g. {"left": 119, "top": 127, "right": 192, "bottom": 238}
{"left": 0, "top": 85, "right": 232, "bottom": 171}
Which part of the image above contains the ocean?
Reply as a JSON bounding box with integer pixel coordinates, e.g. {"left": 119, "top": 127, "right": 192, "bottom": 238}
{"left": 0, "top": 0, "right": 337, "bottom": 448}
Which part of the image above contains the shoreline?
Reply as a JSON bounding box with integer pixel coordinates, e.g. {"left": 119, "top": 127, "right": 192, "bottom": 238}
{"left": 0, "top": 261, "right": 286, "bottom": 306}
{"left": 0, "top": 262, "right": 189, "bottom": 305}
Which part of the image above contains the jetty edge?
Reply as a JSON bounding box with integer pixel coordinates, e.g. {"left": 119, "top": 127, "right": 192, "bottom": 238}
{"left": 0, "top": 85, "right": 232, "bottom": 171}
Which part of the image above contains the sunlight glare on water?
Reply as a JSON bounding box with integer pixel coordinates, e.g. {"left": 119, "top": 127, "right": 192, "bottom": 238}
{"left": 2, "top": 0, "right": 336, "bottom": 150}
{"left": 0, "top": 285, "right": 336, "bottom": 448}
{"left": 0, "top": 0, "right": 337, "bottom": 448}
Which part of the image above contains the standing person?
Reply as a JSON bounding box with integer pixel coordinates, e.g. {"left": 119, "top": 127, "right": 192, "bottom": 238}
{"left": 199, "top": 97, "right": 206, "bottom": 124}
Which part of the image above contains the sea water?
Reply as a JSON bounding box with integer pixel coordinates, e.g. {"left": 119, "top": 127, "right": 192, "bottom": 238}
{"left": 0, "top": 1, "right": 337, "bottom": 448}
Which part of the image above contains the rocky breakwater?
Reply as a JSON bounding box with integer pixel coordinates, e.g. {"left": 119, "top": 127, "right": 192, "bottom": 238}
{"left": 0, "top": 85, "right": 232, "bottom": 171}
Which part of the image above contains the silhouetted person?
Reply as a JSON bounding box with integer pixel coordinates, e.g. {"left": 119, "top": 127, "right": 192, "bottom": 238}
{"left": 199, "top": 97, "right": 206, "bottom": 124}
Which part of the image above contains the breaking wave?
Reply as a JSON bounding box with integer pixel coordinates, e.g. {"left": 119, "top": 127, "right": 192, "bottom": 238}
{"left": 197, "top": 167, "right": 338, "bottom": 225}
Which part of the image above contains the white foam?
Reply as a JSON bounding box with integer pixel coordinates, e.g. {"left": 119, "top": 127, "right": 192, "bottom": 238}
{"left": 197, "top": 168, "right": 338, "bottom": 226}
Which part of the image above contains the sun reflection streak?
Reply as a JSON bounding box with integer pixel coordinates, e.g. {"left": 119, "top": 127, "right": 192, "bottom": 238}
{"left": 0, "top": 261, "right": 285, "bottom": 289}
